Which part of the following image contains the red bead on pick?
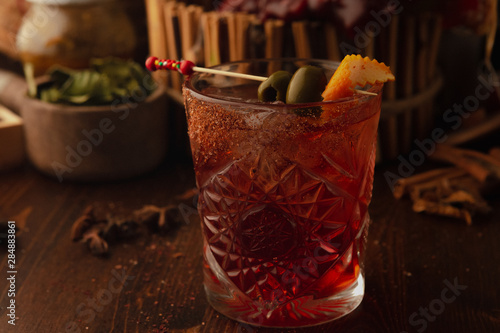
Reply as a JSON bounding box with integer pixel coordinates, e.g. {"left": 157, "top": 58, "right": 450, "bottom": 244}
{"left": 179, "top": 60, "right": 195, "bottom": 75}
{"left": 145, "top": 56, "right": 158, "bottom": 72}
{"left": 145, "top": 56, "right": 195, "bottom": 76}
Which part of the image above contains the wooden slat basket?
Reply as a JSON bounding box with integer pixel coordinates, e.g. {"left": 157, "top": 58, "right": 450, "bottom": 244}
{"left": 145, "top": 0, "right": 444, "bottom": 161}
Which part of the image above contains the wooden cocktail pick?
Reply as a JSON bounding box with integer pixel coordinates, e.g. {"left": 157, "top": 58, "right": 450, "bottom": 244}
{"left": 145, "top": 57, "right": 267, "bottom": 81}
{"left": 145, "top": 56, "right": 377, "bottom": 96}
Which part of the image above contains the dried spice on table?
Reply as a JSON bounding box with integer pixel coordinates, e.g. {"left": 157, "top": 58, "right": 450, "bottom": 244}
{"left": 104, "top": 214, "right": 140, "bottom": 241}
{"left": 431, "top": 144, "right": 500, "bottom": 195}
{"left": 70, "top": 205, "right": 96, "bottom": 241}
{"left": 71, "top": 188, "right": 199, "bottom": 255}
{"left": 394, "top": 144, "right": 500, "bottom": 224}
{"left": 82, "top": 225, "right": 109, "bottom": 255}
{"left": 134, "top": 204, "right": 180, "bottom": 233}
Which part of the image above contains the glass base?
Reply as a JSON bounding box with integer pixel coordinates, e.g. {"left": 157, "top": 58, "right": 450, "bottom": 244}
{"left": 205, "top": 270, "right": 365, "bottom": 328}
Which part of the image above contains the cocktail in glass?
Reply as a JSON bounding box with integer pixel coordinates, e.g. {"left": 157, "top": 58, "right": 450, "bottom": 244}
{"left": 183, "top": 59, "right": 383, "bottom": 327}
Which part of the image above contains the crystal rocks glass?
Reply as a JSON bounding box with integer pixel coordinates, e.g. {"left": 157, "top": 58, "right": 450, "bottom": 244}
{"left": 183, "top": 59, "right": 383, "bottom": 327}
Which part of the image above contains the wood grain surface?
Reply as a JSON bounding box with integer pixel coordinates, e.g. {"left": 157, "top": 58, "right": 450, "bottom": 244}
{"left": 0, "top": 159, "right": 499, "bottom": 333}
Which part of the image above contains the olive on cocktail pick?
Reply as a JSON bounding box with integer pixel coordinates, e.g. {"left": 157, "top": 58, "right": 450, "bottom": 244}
{"left": 257, "top": 71, "right": 293, "bottom": 102}
{"left": 286, "top": 66, "right": 327, "bottom": 104}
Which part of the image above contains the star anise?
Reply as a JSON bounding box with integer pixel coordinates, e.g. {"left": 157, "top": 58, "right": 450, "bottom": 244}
{"left": 81, "top": 225, "right": 108, "bottom": 255}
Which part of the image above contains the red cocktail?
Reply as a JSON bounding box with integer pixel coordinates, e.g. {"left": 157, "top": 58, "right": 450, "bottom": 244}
{"left": 183, "top": 59, "right": 383, "bottom": 327}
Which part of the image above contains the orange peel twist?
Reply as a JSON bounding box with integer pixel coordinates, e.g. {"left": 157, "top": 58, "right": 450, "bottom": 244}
{"left": 322, "top": 54, "right": 395, "bottom": 101}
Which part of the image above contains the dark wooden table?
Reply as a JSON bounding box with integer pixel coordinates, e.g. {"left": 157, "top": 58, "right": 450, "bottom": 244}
{"left": 1, "top": 155, "right": 499, "bottom": 333}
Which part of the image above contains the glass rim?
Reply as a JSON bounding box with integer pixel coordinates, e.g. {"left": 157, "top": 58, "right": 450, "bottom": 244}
{"left": 183, "top": 58, "right": 383, "bottom": 109}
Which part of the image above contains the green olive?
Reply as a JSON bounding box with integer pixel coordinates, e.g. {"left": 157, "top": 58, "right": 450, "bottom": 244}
{"left": 286, "top": 66, "right": 327, "bottom": 104}
{"left": 258, "top": 71, "right": 293, "bottom": 102}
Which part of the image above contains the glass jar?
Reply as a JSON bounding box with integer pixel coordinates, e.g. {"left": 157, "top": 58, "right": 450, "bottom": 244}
{"left": 16, "top": 0, "right": 137, "bottom": 76}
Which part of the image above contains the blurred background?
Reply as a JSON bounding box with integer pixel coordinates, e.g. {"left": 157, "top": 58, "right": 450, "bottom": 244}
{"left": 0, "top": 0, "right": 499, "bottom": 180}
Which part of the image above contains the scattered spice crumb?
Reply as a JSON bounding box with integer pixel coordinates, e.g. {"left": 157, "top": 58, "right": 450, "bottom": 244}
{"left": 172, "top": 252, "right": 184, "bottom": 258}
